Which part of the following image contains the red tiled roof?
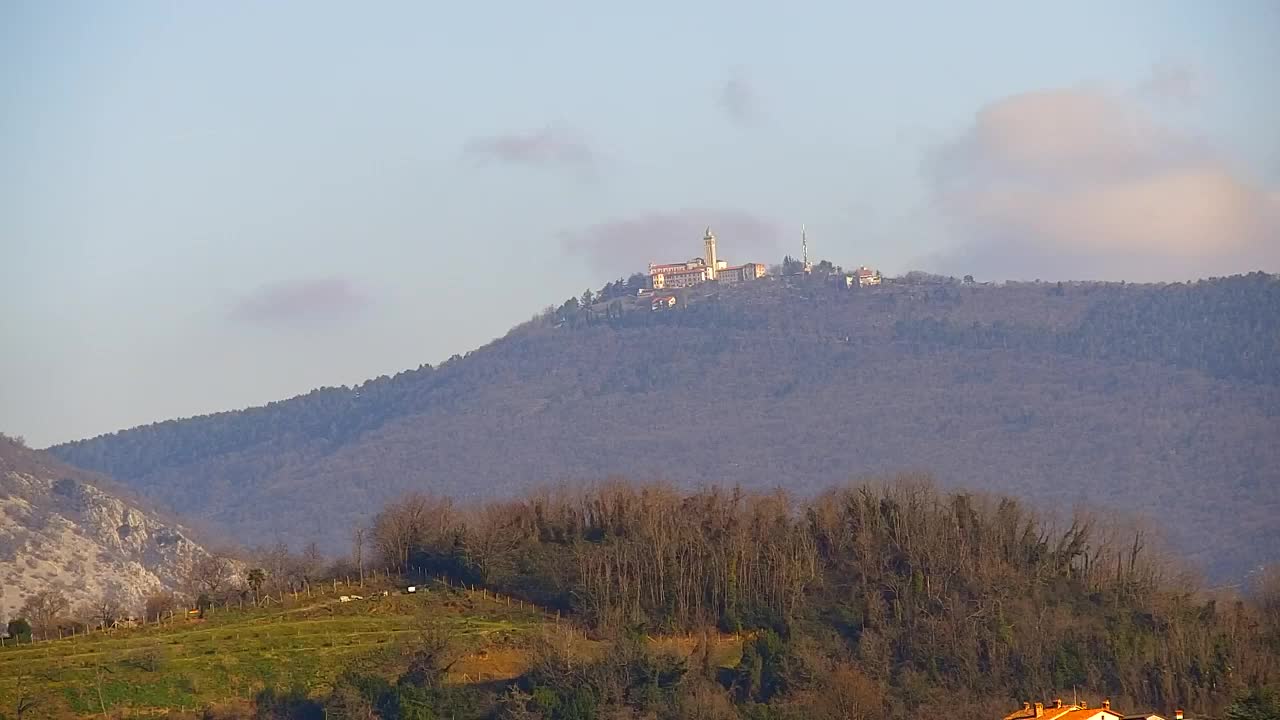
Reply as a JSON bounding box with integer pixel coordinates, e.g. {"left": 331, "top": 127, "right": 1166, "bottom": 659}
{"left": 1004, "top": 703, "right": 1127, "bottom": 720}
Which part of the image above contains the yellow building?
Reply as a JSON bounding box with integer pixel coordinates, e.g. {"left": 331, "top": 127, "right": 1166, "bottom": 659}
{"left": 648, "top": 227, "right": 766, "bottom": 289}
{"left": 718, "top": 263, "right": 768, "bottom": 283}
{"left": 649, "top": 261, "right": 709, "bottom": 290}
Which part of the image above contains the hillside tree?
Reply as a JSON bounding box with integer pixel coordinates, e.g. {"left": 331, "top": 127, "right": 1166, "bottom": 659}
{"left": 19, "top": 589, "right": 69, "bottom": 640}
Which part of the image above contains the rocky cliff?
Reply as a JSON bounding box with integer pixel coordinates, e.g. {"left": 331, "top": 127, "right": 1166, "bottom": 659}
{"left": 0, "top": 436, "right": 208, "bottom": 624}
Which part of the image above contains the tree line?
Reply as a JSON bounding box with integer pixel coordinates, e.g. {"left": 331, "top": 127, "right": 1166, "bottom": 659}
{"left": 357, "top": 475, "right": 1280, "bottom": 718}
{"left": 893, "top": 271, "right": 1280, "bottom": 385}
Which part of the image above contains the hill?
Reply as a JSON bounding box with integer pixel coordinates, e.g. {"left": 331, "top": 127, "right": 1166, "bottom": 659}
{"left": 0, "top": 436, "right": 212, "bottom": 626}
{"left": 49, "top": 272, "right": 1280, "bottom": 581}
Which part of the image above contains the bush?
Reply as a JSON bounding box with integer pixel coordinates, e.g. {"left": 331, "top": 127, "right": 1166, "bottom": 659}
{"left": 6, "top": 617, "right": 31, "bottom": 641}
{"left": 127, "top": 648, "right": 166, "bottom": 672}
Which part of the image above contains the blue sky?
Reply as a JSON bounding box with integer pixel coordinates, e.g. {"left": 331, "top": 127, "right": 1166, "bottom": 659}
{"left": 2, "top": 1, "right": 1278, "bottom": 446}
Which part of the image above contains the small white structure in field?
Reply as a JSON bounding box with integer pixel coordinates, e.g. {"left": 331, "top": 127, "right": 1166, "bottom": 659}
{"left": 406, "top": 586, "right": 417, "bottom": 594}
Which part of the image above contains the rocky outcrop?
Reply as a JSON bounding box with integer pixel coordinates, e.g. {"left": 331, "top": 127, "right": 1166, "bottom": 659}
{"left": 0, "top": 438, "right": 208, "bottom": 624}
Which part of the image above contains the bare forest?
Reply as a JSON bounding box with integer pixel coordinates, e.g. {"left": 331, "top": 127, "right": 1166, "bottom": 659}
{"left": 351, "top": 476, "right": 1280, "bottom": 719}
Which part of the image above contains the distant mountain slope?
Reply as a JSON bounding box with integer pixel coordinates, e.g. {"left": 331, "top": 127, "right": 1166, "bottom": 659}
{"left": 0, "top": 437, "right": 209, "bottom": 623}
{"left": 51, "top": 273, "right": 1280, "bottom": 581}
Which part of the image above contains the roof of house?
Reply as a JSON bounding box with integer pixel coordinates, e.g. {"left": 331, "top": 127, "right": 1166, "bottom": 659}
{"left": 1004, "top": 702, "right": 1125, "bottom": 720}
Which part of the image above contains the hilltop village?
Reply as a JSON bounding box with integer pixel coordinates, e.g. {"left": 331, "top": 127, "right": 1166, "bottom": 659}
{"left": 556, "top": 226, "right": 885, "bottom": 317}
{"left": 646, "top": 226, "right": 881, "bottom": 297}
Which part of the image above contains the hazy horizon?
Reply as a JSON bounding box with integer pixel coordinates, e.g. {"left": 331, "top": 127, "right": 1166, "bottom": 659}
{"left": 3, "top": 1, "right": 1278, "bottom": 447}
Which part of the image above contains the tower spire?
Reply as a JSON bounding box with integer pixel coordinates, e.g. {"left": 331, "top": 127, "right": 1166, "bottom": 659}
{"left": 703, "top": 226, "right": 718, "bottom": 280}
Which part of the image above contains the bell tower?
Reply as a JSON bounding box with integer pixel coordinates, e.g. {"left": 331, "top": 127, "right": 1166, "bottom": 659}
{"left": 703, "top": 226, "right": 718, "bottom": 280}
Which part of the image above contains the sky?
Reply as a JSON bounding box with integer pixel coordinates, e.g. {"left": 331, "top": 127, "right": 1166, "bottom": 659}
{"left": 2, "top": 1, "right": 1278, "bottom": 447}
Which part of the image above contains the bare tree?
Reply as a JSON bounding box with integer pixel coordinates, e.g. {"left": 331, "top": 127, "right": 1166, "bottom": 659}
{"left": 19, "top": 589, "right": 70, "bottom": 640}
{"left": 186, "top": 553, "right": 234, "bottom": 599}
{"left": 468, "top": 502, "right": 524, "bottom": 585}
{"left": 299, "top": 541, "right": 325, "bottom": 589}
{"left": 352, "top": 526, "right": 367, "bottom": 586}
{"left": 371, "top": 492, "right": 454, "bottom": 571}
{"left": 92, "top": 595, "right": 124, "bottom": 629}
{"left": 143, "top": 592, "right": 177, "bottom": 623}
{"left": 91, "top": 662, "right": 113, "bottom": 718}
{"left": 400, "top": 618, "right": 462, "bottom": 689}
{"left": 11, "top": 674, "right": 42, "bottom": 719}
{"left": 256, "top": 541, "right": 294, "bottom": 595}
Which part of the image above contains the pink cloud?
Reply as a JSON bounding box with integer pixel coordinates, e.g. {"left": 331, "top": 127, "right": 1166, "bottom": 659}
{"left": 561, "top": 208, "right": 785, "bottom": 275}
{"left": 924, "top": 83, "right": 1279, "bottom": 281}
{"left": 229, "top": 276, "right": 371, "bottom": 328}
{"left": 463, "top": 127, "right": 596, "bottom": 176}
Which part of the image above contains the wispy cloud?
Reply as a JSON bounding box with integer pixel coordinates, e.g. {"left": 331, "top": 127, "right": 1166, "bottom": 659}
{"left": 561, "top": 208, "right": 785, "bottom": 275}
{"left": 463, "top": 126, "right": 597, "bottom": 177}
{"left": 719, "top": 68, "right": 762, "bottom": 126}
{"left": 228, "top": 276, "right": 372, "bottom": 329}
{"left": 922, "top": 81, "right": 1279, "bottom": 281}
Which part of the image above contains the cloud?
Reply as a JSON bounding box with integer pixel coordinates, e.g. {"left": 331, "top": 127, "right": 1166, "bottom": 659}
{"left": 561, "top": 209, "right": 786, "bottom": 275}
{"left": 719, "top": 69, "right": 761, "bottom": 126}
{"left": 1136, "top": 62, "right": 1201, "bottom": 106}
{"left": 463, "top": 127, "right": 596, "bottom": 177}
{"left": 923, "top": 85, "right": 1279, "bottom": 281}
{"left": 228, "top": 276, "right": 371, "bottom": 329}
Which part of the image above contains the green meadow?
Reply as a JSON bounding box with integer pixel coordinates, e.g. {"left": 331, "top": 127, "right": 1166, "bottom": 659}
{"left": 0, "top": 581, "right": 547, "bottom": 717}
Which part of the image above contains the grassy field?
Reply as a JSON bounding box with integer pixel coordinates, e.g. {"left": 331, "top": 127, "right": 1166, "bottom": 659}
{"left": 0, "top": 580, "right": 547, "bottom": 717}
{"left": 0, "top": 580, "right": 744, "bottom": 718}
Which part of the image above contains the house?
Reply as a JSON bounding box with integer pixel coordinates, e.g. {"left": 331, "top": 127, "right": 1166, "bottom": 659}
{"left": 1004, "top": 699, "right": 1163, "bottom": 720}
{"left": 651, "top": 294, "right": 677, "bottom": 311}
{"left": 839, "top": 266, "right": 882, "bottom": 289}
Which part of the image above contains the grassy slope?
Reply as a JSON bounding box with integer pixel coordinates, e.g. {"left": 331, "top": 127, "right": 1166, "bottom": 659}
{"left": 0, "top": 579, "right": 742, "bottom": 718}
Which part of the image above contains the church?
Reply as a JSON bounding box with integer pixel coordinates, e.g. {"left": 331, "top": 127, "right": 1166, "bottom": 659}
{"left": 647, "top": 227, "right": 767, "bottom": 290}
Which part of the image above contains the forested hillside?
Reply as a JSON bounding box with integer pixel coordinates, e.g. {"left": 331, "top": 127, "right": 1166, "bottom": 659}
{"left": 51, "top": 273, "right": 1280, "bottom": 581}
{"left": 347, "top": 478, "right": 1280, "bottom": 719}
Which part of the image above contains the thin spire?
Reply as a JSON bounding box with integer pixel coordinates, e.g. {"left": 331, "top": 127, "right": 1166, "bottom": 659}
{"left": 801, "top": 224, "right": 810, "bottom": 271}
